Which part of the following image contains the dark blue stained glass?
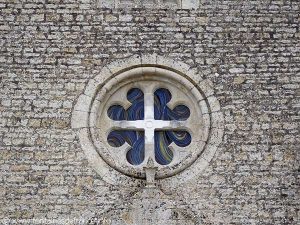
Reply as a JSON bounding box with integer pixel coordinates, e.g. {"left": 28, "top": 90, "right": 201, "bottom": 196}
{"left": 107, "top": 88, "right": 145, "bottom": 165}
{"left": 107, "top": 88, "right": 144, "bottom": 121}
{"left": 154, "top": 88, "right": 190, "bottom": 121}
{"left": 107, "top": 130, "right": 126, "bottom": 147}
{"left": 108, "top": 130, "right": 145, "bottom": 165}
{"left": 155, "top": 131, "right": 191, "bottom": 165}
{"left": 153, "top": 88, "right": 191, "bottom": 165}
{"left": 126, "top": 132, "right": 145, "bottom": 166}
{"left": 107, "top": 105, "right": 125, "bottom": 121}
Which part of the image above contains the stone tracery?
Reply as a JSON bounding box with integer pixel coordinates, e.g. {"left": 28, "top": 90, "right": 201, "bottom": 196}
{"left": 107, "top": 87, "right": 191, "bottom": 166}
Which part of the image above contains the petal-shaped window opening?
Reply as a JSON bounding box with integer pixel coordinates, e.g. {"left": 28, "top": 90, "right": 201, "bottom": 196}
{"left": 154, "top": 88, "right": 190, "bottom": 121}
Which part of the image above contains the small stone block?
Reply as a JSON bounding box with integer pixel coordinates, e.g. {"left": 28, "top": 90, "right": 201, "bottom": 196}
{"left": 198, "top": 79, "right": 214, "bottom": 98}
{"left": 198, "top": 100, "right": 209, "bottom": 114}
{"left": 84, "top": 79, "right": 99, "bottom": 97}
{"left": 186, "top": 67, "right": 204, "bottom": 84}
{"left": 207, "top": 96, "right": 221, "bottom": 112}
{"left": 74, "top": 94, "right": 93, "bottom": 112}
{"left": 182, "top": 0, "right": 199, "bottom": 9}
{"left": 97, "top": 0, "right": 114, "bottom": 8}
{"left": 201, "top": 144, "right": 218, "bottom": 162}
{"left": 94, "top": 66, "right": 113, "bottom": 84}
{"left": 71, "top": 110, "right": 89, "bottom": 129}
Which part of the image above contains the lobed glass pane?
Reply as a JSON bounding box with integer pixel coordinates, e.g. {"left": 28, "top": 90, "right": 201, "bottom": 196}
{"left": 155, "top": 130, "right": 191, "bottom": 165}
{"left": 108, "top": 130, "right": 145, "bottom": 165}
{"left": 107, "top": 88, "right": 144, "bottom": 121}
{"left": 154, "top": 88, "right": 190, "bottom": 121}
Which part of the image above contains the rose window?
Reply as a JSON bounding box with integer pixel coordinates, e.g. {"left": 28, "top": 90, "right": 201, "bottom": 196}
{"left": 90, "top": 68, "right": 210, "bottom": 180}
{"left": 72, "top": 58, "right": 224, "bottom": 186}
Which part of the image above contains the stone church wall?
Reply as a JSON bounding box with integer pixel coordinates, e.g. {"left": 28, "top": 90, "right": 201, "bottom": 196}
{"left": 0, "top": 0, "right": 299, "bottom": 224}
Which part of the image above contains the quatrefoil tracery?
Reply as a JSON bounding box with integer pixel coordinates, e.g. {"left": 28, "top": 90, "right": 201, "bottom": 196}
{"left": 107, "top": 88, "right": 191, "bottom": 166}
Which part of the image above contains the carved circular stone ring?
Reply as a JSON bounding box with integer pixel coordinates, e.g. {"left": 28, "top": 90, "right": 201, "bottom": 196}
{"left": 72, "top": 55, "right": 224, "bottom": 188}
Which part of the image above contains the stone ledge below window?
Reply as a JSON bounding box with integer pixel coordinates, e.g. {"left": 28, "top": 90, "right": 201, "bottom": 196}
{"left": 97, "top": 0, "right": 199, "bottom": 9}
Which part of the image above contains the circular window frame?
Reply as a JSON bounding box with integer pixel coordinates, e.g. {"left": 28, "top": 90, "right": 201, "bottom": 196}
{"left": 72, "top": 55, "right": 224, "bottom": 188}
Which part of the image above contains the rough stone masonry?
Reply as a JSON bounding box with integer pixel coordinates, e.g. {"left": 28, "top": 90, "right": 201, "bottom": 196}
{"left": 0, "top": 0, "right": 299, "bottom": 224}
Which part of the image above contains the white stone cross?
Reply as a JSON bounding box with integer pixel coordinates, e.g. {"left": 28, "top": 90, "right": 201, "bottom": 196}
{"left": 111, "top": 91, "right": 188, "bottom": 165}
